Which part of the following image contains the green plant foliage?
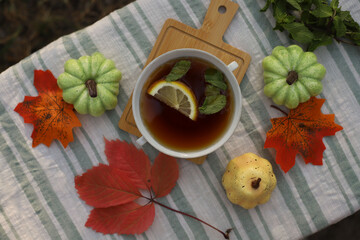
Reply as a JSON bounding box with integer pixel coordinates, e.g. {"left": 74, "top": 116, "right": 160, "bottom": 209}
{"left": 166, "top": 60, "right": 191, "bottom": 82}
{"left": 261, "top": 0, "right": 360, "bottom": 51}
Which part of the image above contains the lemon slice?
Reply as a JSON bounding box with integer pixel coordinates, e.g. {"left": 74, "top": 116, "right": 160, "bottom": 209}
{"left": 147, "top": 79, "right": 198, "bottom": 120}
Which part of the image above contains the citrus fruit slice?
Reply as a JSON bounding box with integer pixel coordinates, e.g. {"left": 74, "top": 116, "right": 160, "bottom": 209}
{"left": 147, "top": 79, "right": 198, "bottom": 120}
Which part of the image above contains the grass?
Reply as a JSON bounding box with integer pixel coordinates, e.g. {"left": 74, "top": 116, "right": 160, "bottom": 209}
{"left": 0, "top": 0, "right": 134, "bottom": 72}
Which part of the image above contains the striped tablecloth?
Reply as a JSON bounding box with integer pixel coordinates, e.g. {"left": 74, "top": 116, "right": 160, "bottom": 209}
{"left": 1, "top": 0, "right": 360, "bottom": 239}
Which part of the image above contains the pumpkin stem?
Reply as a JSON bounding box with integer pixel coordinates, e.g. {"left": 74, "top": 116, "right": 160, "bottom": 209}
{"left": 85, "top": 79, "right": 97, "bottom": 98}
{"left": 251, "top": 178, "right": 261, "bottom": 189}
{"left": 286, "top": 71, "right": 298, "bottom": 85}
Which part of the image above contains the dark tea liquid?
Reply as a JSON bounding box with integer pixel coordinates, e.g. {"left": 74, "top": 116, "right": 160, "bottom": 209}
{"left": 140, "top": 57, "right": 233, "bottom": 152}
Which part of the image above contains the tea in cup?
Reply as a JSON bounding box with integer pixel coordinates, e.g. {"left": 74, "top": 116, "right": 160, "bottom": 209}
{"left": 132, "top": 49, "right": 242, "bottom": 158}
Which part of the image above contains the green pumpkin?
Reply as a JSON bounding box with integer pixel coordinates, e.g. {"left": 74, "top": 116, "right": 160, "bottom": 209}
{"left": 262, "top": 45, "right": 326, "bottom": 109}
{"left": 57, "top": 52, "right": 122, "bottom": 116}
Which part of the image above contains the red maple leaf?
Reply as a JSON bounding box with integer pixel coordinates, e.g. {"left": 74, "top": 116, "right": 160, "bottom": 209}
{"left": 264, "top": 97, "right": 343, "bottom": 173}
{"left": 75, "top": 139, "right": 179, "bottom": 235}
{"left": 76, "top": 139, "right": 231, "bottom": 238}
{"left": 14, "top": 70, "right": 81, "bottom": 148}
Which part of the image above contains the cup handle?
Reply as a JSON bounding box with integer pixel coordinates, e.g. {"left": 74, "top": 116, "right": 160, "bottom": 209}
{"left": 227, "top": 61, "right": 239, "bottom": 72}
{"left": 136, "top": 136, "right": 147, "bottom": 146}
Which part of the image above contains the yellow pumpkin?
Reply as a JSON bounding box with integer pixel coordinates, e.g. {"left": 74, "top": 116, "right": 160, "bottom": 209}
{"left": 222, "top": 153, "right": 277, "bottom": 209}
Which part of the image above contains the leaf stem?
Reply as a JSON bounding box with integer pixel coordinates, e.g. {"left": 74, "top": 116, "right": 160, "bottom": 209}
{"left": 334, "top": 37, "right": 359, "bottom": 46}
{"left": 270, "top": 105, "right": 288, "bottom": 116}
{"left": 147, "top": 185, "right": 153, "bottom": 199}
{"left": 147, "top": 197, "right": 232, "bottom": 239}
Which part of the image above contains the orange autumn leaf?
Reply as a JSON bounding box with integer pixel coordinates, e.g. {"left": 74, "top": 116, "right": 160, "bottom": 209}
{"left": 264, "top": 97, "right": 343, "bottom": 173}
{"left": 14, "top": 70, "right": 81, "bottom": 148}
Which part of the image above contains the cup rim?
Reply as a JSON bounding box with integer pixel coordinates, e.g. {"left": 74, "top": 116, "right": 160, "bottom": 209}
{"left": 132, "top": 48, "right": 242, "bottom": 158}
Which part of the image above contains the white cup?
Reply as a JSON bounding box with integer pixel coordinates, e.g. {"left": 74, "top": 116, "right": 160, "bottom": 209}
{"left": 132, "top": 48, "right": 242, "bottom": 158}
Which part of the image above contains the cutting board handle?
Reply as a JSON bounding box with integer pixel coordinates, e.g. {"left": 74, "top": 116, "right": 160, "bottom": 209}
{"left": 200, "top": 0, "right": 239, "bottom": 43}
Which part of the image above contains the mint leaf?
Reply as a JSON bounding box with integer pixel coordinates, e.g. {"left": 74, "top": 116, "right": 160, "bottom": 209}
{"left": 333, "top": 16, "right": 347, "bottom": 37}
{"left": 283, "top": 22, "right": 314, "bottom": 44}
{"left": 330, "top": 0, "right": 339, "bottom": 9}
{"left": 274, "top": 1, "right": 289, "bottom": 24}
{"left": 199, "top": 95, "right": 226, "bottom": 115}
{"left": 205, "top": 85, "right": 220, "bottom": 96}
{"left": 286, "top": 0, "right": 301, "bottom": 11}
{"left": 312, "top": 0, "right": 323, "bottom": 8}
{"left": 351, "top": 32, "right": 360, "bottom": 41}
{"left": 260, "top": 0, "right": 360, "bottom": 51}
{"left": 351, "top": 32, "right": 360, "bottom": 45}
{"left": 344, "top": 18, "right": 360, "bottom": 31}
{"left": 311, "top": 4, "right": 333, "bottom": 18}
{"left": 260, "top": 0, "right": 273, "bottom": 12}
{"left": 199, "top": 83, "right": 227, "bottom": 115}
{"left": 339, "top": 11, "right": 351, "bottom": 21}
{"left": 166, "top": 60, "right": 191, "bottom": 82}
{"left": 301, "top": 10, "right": 315, "bottom": 25}
{"left": 307, "top": 34, "right": 333, "bottom": 51}
{"left": 204, "top": 68, "right": 227, "bottom": 90}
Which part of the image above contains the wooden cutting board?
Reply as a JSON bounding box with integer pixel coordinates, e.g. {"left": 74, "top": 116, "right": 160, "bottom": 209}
{"left": 118, "top": 0, "right": 251, "bottom": 164}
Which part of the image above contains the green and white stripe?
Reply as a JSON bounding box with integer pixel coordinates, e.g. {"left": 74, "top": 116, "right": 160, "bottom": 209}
{"left": 0, "top": 0, "right": 359, "bottom": 239}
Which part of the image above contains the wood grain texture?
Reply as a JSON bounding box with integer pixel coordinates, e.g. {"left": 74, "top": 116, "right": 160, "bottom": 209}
{"left": 119, "top": 0, "right": 251, "bottom": 164}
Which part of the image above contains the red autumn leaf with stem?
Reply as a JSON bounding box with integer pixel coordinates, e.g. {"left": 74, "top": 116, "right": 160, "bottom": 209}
{"left": 75, "top": 138, "right": 232, "bottom": 239}
{"left": 264, "top": 97, "right": 343, "bottom": 173}
{"left": 14, "top": 70, "right": 81, "bottom": 148}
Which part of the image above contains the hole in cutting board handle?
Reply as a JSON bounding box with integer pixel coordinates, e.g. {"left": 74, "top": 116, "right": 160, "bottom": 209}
{"left": 218, "top": 5, "right": 227, "bottom": 14}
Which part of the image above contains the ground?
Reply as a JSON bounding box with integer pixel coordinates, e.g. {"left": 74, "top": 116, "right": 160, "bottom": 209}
{"left": 0, "top": 0, "right": 134, "bottom": 72}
